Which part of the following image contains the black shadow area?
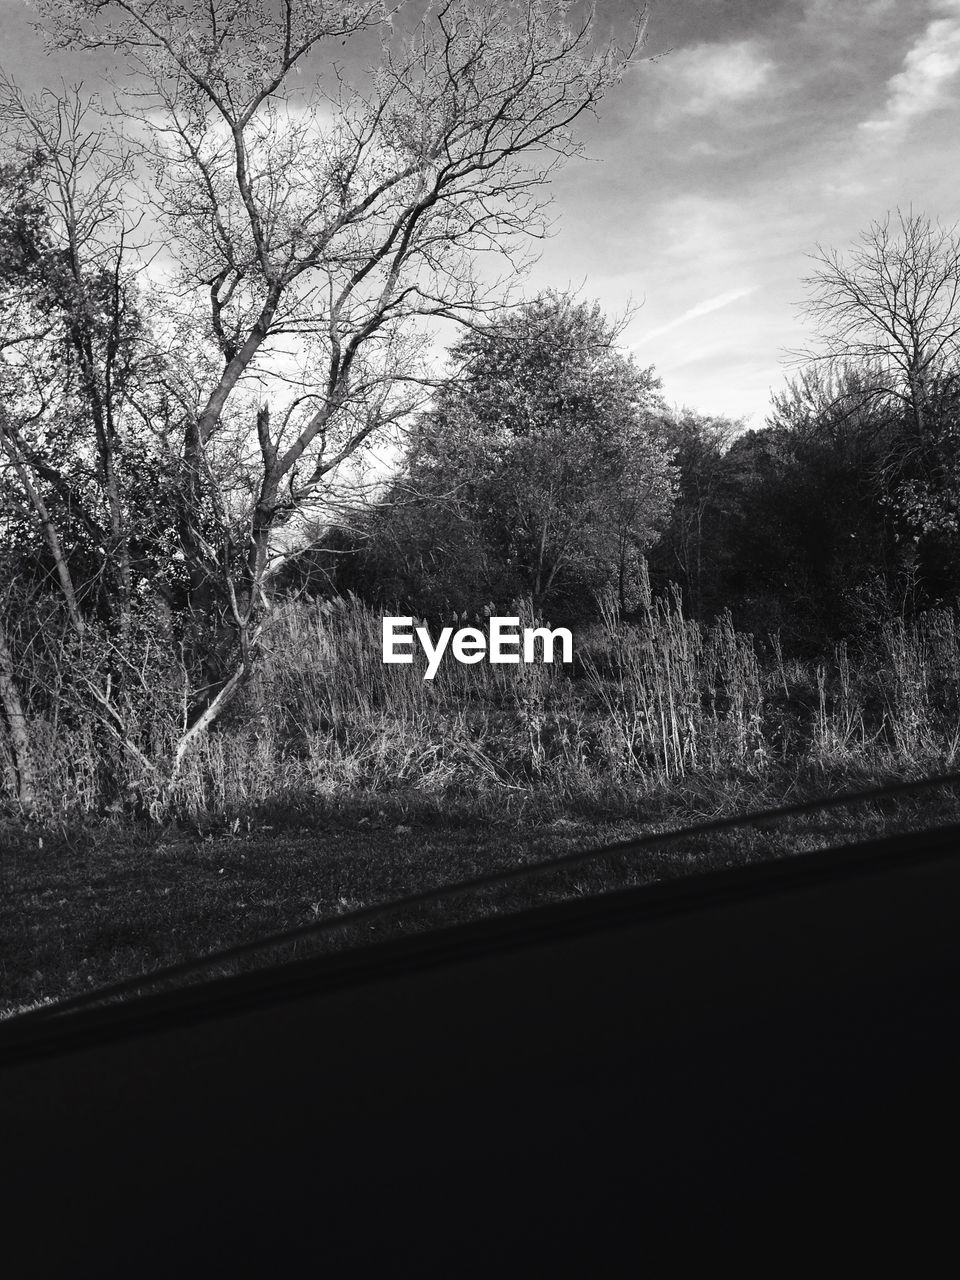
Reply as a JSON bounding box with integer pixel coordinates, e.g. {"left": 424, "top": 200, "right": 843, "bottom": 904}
{"left": 3, "top": 821, "right": 960, "bottom": 1273}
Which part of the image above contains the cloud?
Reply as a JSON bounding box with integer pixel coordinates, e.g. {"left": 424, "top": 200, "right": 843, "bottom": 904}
{"left": 861, "top": 0, "right": 960, "bottom": 134}
{"left": 653, "top": 40, "right": 775, "bottom": 121}
{"left": 631, "top": 287, "right": 757, "bottom": 348}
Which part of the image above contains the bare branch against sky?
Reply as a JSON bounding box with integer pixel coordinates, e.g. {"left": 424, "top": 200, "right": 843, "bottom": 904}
{"left": 0, "top": 0, "right": 958, "bottom": 422}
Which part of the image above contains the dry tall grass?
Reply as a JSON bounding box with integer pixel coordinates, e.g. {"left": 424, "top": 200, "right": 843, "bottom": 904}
{"left": 4, "top": 589, "right": 960, "bottom": 823}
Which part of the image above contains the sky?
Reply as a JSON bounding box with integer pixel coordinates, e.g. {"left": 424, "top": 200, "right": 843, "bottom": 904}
{"left": 1, "top": 0, "right": 959, "bottom": 426}
{"left": 530, "top": 0, "right": 960, "bottom": 424}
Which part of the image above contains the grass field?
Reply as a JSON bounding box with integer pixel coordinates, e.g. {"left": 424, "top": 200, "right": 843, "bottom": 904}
{"left": 4, "top": 779, "right": 957, "bottom": 1018}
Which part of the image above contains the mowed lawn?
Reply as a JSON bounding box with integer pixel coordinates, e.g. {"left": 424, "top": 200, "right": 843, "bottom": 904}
{"left": 2, "top": 789, "right": 953, "bottom": 1018}
{"left": 0, "top": 812, "right": 623, "bottom": 1017}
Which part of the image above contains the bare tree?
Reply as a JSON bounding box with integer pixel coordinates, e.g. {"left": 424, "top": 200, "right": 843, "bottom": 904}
{"left": 799, "top": 210, "right": 960, "bottom": 546}
{"left": 800, "top": 209, "right": 960, "bottom": 437}
{"left": 1, "top": 0, "right": 646, "bottom": 778}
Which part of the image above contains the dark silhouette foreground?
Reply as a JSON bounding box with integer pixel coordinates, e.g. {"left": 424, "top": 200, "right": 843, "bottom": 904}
{"left": 2, "top": 818, "right": 959, "bottom": 1272}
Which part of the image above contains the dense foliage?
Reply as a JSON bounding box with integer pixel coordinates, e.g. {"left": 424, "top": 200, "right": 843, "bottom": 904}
{"left": 289, "top": 294, "right": 676, "bottom": 620}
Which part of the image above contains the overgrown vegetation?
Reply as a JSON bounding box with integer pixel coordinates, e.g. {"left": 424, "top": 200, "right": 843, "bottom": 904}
{"left": 5, "top": 582, "right": 959, "bottom": 826}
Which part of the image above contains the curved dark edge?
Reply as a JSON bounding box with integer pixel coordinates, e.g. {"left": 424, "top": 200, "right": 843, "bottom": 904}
{"left": 2, "top": 816, "right": 959, "bottom": 1067}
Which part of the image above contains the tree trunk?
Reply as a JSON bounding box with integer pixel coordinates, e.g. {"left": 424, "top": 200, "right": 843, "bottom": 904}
{"left": 0, "top": 619, "right": 37, "bottom": 813}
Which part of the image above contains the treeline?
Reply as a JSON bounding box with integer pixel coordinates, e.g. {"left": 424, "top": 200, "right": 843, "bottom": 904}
{"left": 3, "top": 122, "right": 960, "bottom": 821}
{"left": 650, "top": 362, "right": 960, "bottom": 656}
{"left": 285, "top": 286, "right": 960, "bottom": 660}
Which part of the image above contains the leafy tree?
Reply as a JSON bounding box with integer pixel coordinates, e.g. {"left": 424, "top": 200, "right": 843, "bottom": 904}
{"left": 678, "top": 367, "right": 909, "bottom": 653}
{"left": 0, "top": 129, "right": 186, "bottom": 794}
{"left": 0, "top": 129, "right": 169, "bottom": 636}
{"left": 329, "top": 292, "right": 676, "bottom": 618}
